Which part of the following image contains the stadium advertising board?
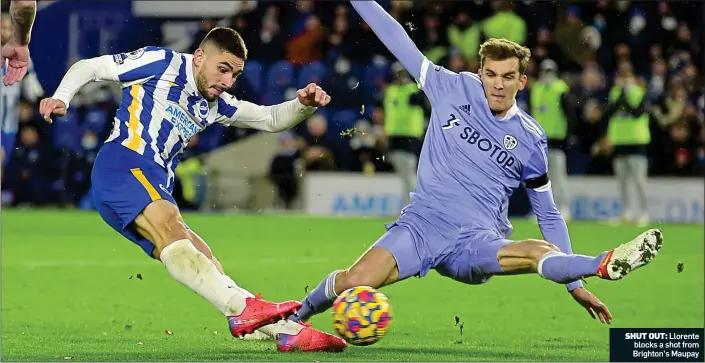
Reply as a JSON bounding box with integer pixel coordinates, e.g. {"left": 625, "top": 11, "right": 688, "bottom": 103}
{"left": 132, "top": 1, "right": 243, "bottom": 17}
{"left": 303, "top": 173, "right": 704, "bottom": 224}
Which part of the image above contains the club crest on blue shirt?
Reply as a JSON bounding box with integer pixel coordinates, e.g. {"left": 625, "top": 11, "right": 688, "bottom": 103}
{"left": 186, "top": 94, "right": 211, "bottom": 125}
{"left": 503, "top": 135, "right": 518, "bottom": 150}
{"left": 196, "top": 99, "right": 210, "bottom": 119}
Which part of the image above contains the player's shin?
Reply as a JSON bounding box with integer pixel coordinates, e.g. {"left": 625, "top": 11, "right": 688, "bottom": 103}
{"left": 160, "top": 239, "right": 249, "bottom": 315}
{"left": 537, "top": 250, "right": 609, "bottom": 283}
{"left": 291, "top": 270, "right": 341, "bottom": 322}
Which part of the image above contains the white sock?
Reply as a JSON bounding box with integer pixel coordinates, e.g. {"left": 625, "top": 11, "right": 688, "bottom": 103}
{"left": 256, "top": 319, "right": 304, "bottom": 337}
{"left": 221, "top": 275, "right": 254, "bottom": 297}
{"left": 160, "top": 239, "right": 249, "bottom": 316}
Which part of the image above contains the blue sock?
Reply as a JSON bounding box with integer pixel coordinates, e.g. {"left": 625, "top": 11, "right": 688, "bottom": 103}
{"left": 538, "top": 251, "right": 608, "bottom": 283}
{"left": 290, "top": 271, "right": 340, "bottom": 322}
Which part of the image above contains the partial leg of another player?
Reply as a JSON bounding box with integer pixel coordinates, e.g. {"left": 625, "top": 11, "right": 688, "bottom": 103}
{"left": 292, "top": 224, "right": 418, "bottom": 323}
{"left": 613, "top": 155, "right": 633, "bottom": 222}
{"left": 186, "top": 229, "right": 347, "bottom": 352}
{"left": 132, "top": 199, "right": 300, "bottom": 338}
{"left": 387, "top": 150, "right": 418, "bottom": 205}
{"left": 628, "top": 154, "right": 650, "bottom": 226}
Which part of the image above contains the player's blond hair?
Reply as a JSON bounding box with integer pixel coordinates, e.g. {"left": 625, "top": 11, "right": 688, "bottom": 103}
{"left": 479, "top": 38, "right": 531, "bottom": 75}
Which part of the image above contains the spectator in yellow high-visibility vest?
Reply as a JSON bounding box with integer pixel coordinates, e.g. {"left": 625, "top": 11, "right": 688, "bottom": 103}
{"left": 481, "top": 0, "right": 527, "bottom": 45}
{"left": 383, "top": 62, "right": 426, "bottom": 204}
{"left": 594, "top": 63, "right": 651, "bottom": 226}
{"left": 529, "top": 59, "right": 579, "bottom": 221}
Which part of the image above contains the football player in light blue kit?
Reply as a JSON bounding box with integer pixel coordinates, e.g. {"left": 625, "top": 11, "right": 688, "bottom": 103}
{"left": 292, "top": 1, "right": 663, "bottom": 326}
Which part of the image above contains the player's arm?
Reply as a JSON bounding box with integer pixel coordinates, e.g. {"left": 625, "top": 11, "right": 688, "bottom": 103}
{"left": 522, "top": 138, "right": 583, "bottom": 292}
{"left": 9, "top": 1, "right": 36, "bottom": 45}
{"left": 42, "top": 47, "right": 169, "bottom": 121}
{"left": 215, "top": 84, "right": 327, "bottom": 132}
{"left": 215, "top": 97, "right": 316, "bottom": 132}
{"left": 349, "top": 1, "right": 460, "bottom": 103}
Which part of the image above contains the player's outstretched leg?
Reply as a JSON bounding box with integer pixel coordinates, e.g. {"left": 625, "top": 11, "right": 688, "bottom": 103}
{"left": 275, "top": 245, "right": 398, "bottom": 352}
{"left": 186, "top": 230, "right": 347, "bottom": 352}
{"left": 292, "top": 224, "right": 415, "bottom": 325}
{"left": 134, "top": 200, "right": 300, "bottom": 338}
{"left": 493, "top": 229, "right": 663, "bottom": 283}
{"left": 593, "top": 229, "right": 663, "bottom": 280}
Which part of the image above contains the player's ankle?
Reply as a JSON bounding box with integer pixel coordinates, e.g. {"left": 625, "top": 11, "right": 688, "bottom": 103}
{"left": 536, "top": 250, "right": 563, "bottom": 278}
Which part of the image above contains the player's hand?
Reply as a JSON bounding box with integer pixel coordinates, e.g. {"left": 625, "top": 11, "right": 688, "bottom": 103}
{"left": 570, "top": 287, "right": 612, "bottom": 324}
{"left": 1, "top": 41, "right": 30, "bottom": 86}
{"left": 297, "top": 83, "right": 331, "bottom": 107}
{"left": 39, "top": 98, "right": 67, "bottom": 123}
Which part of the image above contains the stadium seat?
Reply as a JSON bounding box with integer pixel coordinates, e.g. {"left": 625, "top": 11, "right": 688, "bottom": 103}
{"left": 197, "top": 124, "right": 226, "bottom": 153}
{"left": 570, "top": 153, "right": 591, "bottom": 175}
{"left": 265, "top": 60, "right": 295, "bottom": 90}
{"left": 297, "top": 61, "right": 327, "bottom": 89}
{"left": 261, "top": 88, "right": 285, "bottom": 105}
{"left": 350, "top": 62, "right": 366, "bottom": 80}
{"left": 83, "top": 108, "right": 110, "bottom": 135}
{"left": 243, "top": 60, "right": 265, "bottom": 97}
{"left": 328, "top": 108, "right": 360, "bottom": 135}
{"left": 314, "top": 107, "right": 330, "bottom": 121}
{"left": 363, "top": 61, "right": 390, "bottom": 94}
{"left": 53, "top": 109, "right": 83, "bottom": 153}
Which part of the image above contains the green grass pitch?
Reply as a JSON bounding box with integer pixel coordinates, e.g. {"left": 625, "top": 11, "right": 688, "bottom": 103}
{"left": 2, "top": 210, "right": 703, "bottom": 361}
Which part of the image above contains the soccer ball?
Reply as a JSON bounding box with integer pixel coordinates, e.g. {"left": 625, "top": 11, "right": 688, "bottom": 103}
{"left": 332, "top": 286, "right": 392, "bottom": 346}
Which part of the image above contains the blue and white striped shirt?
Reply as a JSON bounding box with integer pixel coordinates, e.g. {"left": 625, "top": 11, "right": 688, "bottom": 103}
{"left": 53, "top": 46, "right": 316, "bottom": 188}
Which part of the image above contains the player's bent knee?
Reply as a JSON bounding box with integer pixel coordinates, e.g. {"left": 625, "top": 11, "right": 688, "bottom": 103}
{"left": 520, "top": 239, "right": 560, "bottom": 261}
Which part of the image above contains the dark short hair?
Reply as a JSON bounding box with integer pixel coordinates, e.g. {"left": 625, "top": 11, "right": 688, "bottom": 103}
{"left": 479, "top": 38, "right": 531, "bottom": 75}
{"left": 199, "top": 27, "right": 248, "bottom": 60}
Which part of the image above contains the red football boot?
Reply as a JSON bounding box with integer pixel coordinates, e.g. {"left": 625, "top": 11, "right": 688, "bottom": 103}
{"left": 277, "top": 322, "right": 348, "bottom": 353}
{"left": 228, "top": 293, "right": 302, "bottom": 338}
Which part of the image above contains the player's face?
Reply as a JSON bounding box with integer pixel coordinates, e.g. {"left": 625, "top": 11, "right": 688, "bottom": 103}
{"left": 1, "top": 15, "right": 12, "bottom": 44}
{"left": 478, "top": 58, "right": 527, "bottom": 116}
{"left": 194, "top": 48, "right": 244, "bottom": 101}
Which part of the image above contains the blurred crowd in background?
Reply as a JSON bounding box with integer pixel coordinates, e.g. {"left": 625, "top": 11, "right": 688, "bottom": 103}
{"left": 1, "top": 0, "right": 703, "bottom": 209}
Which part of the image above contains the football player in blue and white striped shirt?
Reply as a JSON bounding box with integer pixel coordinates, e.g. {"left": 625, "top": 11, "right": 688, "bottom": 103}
{"left": 39, "top": 27, "right": 347, "bottom": 353}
